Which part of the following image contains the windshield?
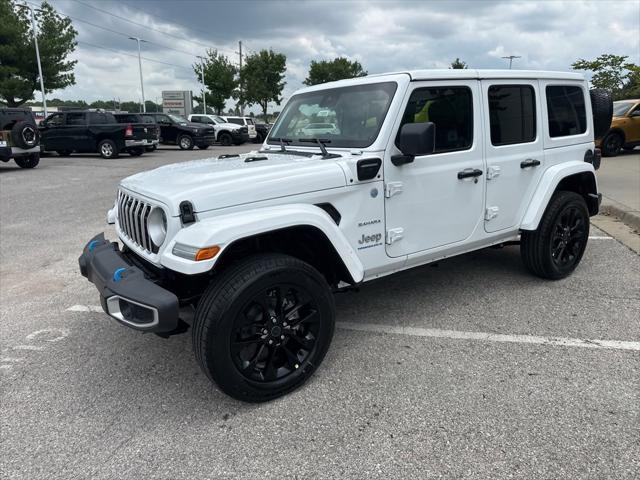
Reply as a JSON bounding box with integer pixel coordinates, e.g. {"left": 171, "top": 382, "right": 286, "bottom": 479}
{"left": 212, "top": 115, "right": 226, "bottom": 124}
{"left": 168, "top": 114, "right": 188, "bottom": 123}
{"left": 268, "top": 82, "right": 398, "bottom": 148}
{"left": 613, "top": 101, "right": 635, "bottom": 116}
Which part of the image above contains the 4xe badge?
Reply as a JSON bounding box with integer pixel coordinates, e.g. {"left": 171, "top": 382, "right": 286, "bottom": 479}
{"left": 357, "top": 233, "right": 383, "bottom": 250}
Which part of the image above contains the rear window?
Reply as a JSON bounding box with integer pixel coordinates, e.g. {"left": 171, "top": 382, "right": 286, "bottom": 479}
{"left": 114, "top": 114, "right": 139, "bottom": 123}
{"left": 546, "top": 86, "right": 586, "bottom": 137}
{"left": 488, "top": 85, "right": 536, "bottom": 145}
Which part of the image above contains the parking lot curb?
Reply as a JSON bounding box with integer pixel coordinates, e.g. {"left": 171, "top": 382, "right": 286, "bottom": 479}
{"left": 599, "top": 198, "right": 640, "bottom": 232}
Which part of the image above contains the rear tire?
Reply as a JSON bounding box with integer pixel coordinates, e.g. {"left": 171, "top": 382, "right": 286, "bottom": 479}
{"left": 14, "top": 153, "right": 40, "bottom": 169}
{"left": 178, "top": 134, "right": 194, "bottom": 150}
{"left": 128, "top": 147, "right": 144, "bottom": 156}
{"left": 11, "top": 121, "right": 39, "bottom": 149}
{"left": 145, "top": 144, "right": 157, "bottom": 152}
{"left": 98, "top": 139, "right": 119, "bottom": 159}
{"left": 601, "top": 131, "right": 623, "bottom": 157}
{"left": 521, "top": 191, "right": 589, "bottom": 280}
{"left": 192, "top": 254, "right": 335, "bottom": 402}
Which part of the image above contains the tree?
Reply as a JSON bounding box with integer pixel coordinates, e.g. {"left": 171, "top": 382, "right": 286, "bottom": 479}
{"left": 0, "top": 0, "right": 77, "bottom": 107}
{"left": 303, "top": 57, "right": 367, "bottom": 86}
{"left": 193, "top": 49, "right": 237, "bottom": 115}
{"left": 450, "top": 58, "right": 468, "bottom": 69}
{"left": 572, "top": 54, "right": 639, "bottom": 99}
{"left": 241, "top": 49, "right": 286, "bottom": 120}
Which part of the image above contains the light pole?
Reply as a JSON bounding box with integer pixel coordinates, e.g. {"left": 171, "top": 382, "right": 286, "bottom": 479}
{"left": 501, "top": 55, "right": 521, "bottom": 69}
{"left": 196, "top": 55, "right": 206, "bottom": 114}
{"left": 18, "top": 4, "right": 47, "bottom": 116}
{"left": 129, "top": 37, "right": 147, "bottom": 112}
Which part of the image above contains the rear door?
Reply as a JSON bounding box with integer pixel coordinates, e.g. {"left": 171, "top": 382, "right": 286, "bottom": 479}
{"left": 482, "top": 80, "right": 544, "bottom": 233}
{"left": 63, "top": 112, "right": 90, "bottom": 152}
{"left": 384, "top": 80, "right": 485, "bottom": 257}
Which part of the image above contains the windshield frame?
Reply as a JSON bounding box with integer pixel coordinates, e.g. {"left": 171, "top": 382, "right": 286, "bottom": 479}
{"left": 613, "top": 101, "right": 636, "bottom": 117}
{"left": 267, "top": 81, "right": 398, "bottom": 149}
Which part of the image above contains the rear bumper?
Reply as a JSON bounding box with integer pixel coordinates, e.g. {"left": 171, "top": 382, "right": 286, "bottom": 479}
{"left": 0, "top": 145, "right": 40, "bottom": 161}
{"left": 78, "top": 233, "right": 179, "bottom": 332}
{"left": 125, "top": 138, "right": 157, "bottom": 148}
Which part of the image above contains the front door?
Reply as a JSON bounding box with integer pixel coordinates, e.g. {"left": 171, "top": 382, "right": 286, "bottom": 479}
{"left": 481, "top": 80, "right": 544, "bottom": 233}
{"left": 40, "top": 113, "right": 65, "bottom": 151}
{"left": 154, "top": 114, "right": 176, "bottom": 143}
{"left": 384, "top": 80, "right": 485, "bottom": 257}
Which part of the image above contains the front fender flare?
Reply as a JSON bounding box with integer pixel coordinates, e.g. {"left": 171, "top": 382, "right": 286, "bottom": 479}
{"left": 160, "top": 204, "right": 364, "bottom": 281}
{"left": 520, "top": 161, "right": 597, "bottom": 231}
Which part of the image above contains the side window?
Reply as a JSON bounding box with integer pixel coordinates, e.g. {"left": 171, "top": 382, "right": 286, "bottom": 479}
{"left": 397, "top": 86, "right": 473, "bottom": 153}
{"left": 546, "top": 86, "right": 587, "bottom": 137}
{"left": 228, "top": 118, "right": 243, "bottom": 125}
{"left": 488, "top": 85, "right": 536, "bottom": 145}
{"left": 88, "top": 112, "right": 108, "bottom": 124}
{"left": 66, "top": 113, "right": 86, "bottom": 126}
{"left": 191, "top": 116, "right": 202, "bottom": 123}
{"left": 45, "top": 113, "right": 64, "bottom": 126}
{"left": 155, "top": 115, "right": 170, "bottom": 124}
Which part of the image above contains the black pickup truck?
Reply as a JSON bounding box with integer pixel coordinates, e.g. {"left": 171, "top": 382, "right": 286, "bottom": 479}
{"left": 141, "top": 113, "right": 216, "bottom": 150}
{"left": 39, "top": 110, "right": 157, "bottom": 158}
{"left": 114, "top": 113, "right": 160, "bottom": 152}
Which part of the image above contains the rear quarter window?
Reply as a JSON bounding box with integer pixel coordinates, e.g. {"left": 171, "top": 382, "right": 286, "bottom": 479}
{"left": 546, "top": 85, "right": 586, "bottom": 137}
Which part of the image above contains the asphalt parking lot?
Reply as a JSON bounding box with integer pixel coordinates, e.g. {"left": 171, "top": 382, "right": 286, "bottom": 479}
{"left": 1, "top": 146, "right": 639, "bottom": 479}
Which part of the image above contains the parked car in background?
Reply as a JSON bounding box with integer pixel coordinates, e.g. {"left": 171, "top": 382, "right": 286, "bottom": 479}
{"left": 221, "top": 116, "right": 257, "bottom": 140}
{"left": 39, "top": 110, "right": 154, "bottom": 159}
{"left": 596, "top": 99, "right": 640, "bottom": 157}
{"left": 142, "top": 113, "right": 216, "bottom": 150}
{"left": 114, "top": 113, "right": 160, "bottom": 152}
{"left": 253, "top": 122, "right": 271, "bottom": 144}
{"left": 299, "top": 122, "right": 339, "bottom": 137}
{"left": 187, "top": 114, "right": 249, "bottom": 145}
{"left": 0, "top": 108, "right": 41, "bottom": 168}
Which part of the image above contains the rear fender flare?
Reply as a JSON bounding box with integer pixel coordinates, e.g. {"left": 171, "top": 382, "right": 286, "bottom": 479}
{"left": 520, "top": 161, "right": 597, "bottom": 231}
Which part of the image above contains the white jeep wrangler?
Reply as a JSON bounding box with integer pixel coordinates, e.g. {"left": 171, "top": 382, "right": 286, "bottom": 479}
{"left": 79, "top": 70, "right": 611, "bottom": 402}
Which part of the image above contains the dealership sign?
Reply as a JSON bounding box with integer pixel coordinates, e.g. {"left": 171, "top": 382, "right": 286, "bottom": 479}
{"left": 162, "top": 90, "right": 193, "bottom": 116}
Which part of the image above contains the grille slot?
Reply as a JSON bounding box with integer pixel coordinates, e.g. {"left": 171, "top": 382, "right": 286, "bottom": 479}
{"left": 117, "top": 190, "right": 158, "bottom": 253}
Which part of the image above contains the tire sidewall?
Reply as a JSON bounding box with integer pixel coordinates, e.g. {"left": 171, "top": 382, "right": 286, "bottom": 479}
{"left": 541, "top": 195, "right": 590, "bottom": 278}
{"left": 98, "top": 140, "right": 117, "bottom": 159}
{"left": 178, "top": 135, "right": 193, "bottom": 150}
{"left": 199, "top": 262, "right": 335, "bottom": 401}
{"left": 219, "top": 132, "right": 232, "bottom": 146}
{"left": 14, "top": 153, "right": 39, "bottom": 168}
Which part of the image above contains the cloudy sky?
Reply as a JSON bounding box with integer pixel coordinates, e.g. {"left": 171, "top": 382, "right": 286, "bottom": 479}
{"left": 46, "top": 0, "right": 640, "bottom": 112}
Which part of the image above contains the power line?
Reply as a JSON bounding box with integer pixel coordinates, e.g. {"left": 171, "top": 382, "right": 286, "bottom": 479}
{"left": 70, "top": 0, "right": 235, "bottom": 57}
{"left": 27, "top": 0, "right": 206, "bottom": 60}
{"left": 76, "top": 40, "right": 194, "bottom": 71}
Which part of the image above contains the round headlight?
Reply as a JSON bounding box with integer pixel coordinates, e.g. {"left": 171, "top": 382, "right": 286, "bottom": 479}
{"left": 148, "top": 207, "right": 167, "bottom": 247}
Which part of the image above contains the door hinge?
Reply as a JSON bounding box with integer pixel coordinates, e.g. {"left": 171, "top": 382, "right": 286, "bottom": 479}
{"left": 384, "top": 181, "right": 403, "bottom": 198}
{"left": 386, "top": 228, "right": 404, "bottom": 245}
{"left": 487, "top": 166, "right": 501, "bottom": 180}
{"left": 485, "top": 206, "right": 499, "bottom": 221}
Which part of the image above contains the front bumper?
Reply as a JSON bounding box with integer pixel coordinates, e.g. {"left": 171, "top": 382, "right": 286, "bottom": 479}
{"left": 78, "top": 233, "right": 179, "bottom": 332}
{"left": 232, "top": 131, "right": 250, "bottom": 143}
{"left": 194, "top": 135, "right": 216, "bottom": 147}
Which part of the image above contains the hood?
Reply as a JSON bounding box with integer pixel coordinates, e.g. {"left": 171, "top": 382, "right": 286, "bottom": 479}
{"left": 120, "top": 151, "right": 348, "bottom": 216}
{"left": 219, "top": 122, "right": 242, "bottom": 130}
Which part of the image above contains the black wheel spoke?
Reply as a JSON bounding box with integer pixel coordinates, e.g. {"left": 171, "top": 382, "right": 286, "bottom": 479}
{"left": 288, "top": 334, "right": 315, "bottom": 351}
{"left": 281, "top": 345, "right": 300, "bottom": 369}
{"left": 289, "top": 308, "right": 318, "bottom": 328}
{"left": 244, "top": 344, "right": 266, "bottom": 371}
{"left": 263, "top": 347, "right": 278, "bottom": 381}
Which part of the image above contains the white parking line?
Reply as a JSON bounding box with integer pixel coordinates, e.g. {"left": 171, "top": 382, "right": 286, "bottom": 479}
{"left": 69, "top": 304, "right": 639, "bottom": 352}
{"left": 337, "top": 322, "right": 640, "bottom": 352}
{"left": 588, "top": 236, "right": 614, "bottom": 240}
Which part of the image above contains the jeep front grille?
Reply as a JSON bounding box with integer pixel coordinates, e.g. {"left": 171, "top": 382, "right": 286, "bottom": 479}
{"left": 117, "top": 190, "right": 158, "bottom": 254}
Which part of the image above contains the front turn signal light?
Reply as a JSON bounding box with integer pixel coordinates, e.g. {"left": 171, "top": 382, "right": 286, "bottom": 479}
{"left": 195, "top": 246, "right": 220, "bottom": 261}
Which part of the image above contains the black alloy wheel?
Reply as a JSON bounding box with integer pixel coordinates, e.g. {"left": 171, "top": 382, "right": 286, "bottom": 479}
{"left": 231, "top": 284, "right": 320, "bottom": 383}
{"left": 550, "top": 205, "right": 587, "bottom": 270}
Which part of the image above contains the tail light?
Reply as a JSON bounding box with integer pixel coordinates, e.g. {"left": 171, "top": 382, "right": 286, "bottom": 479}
{"left": 125, "top": 124, "right": 133, "bottom": 137}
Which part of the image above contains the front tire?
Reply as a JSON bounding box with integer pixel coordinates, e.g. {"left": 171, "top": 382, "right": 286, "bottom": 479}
{"left": 218, "top": 132, "right": 232, "bottom": 146}
{"left": 521, "top": 191, "right": 589, "bottom": 280}
{"left": 98, "top": 139, "right": 119, "bottom": 159}
{"left": 178, "top": 134, "right": 194, "bottom": 150}
{"left": 14, "top": 153, "right": 40, "bottom": 169}
{"left": 192, "top": 254, "right": 335, "bottom": 402}
{"left": 602, "top": 132, "right": 623, "bottom": 157}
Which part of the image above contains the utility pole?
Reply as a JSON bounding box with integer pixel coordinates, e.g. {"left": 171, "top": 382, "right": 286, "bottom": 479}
{"left": 501, "top": 55, "right": 521, "bottom": 69}
{"left": 196, "top": 55, "right": 207, "bottom": 114}
{"left": 238, "top": 41, "right": 244, "bottom": 116}
{"left": 18, "top": 4, "right": 47, "bottom": 116}
{"left": 129, "top": 37, "right": 147, "bottom": 112}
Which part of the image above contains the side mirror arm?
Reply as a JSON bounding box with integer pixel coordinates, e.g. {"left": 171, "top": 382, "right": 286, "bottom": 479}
{"left": 391, "top": 154, "right": 415, "bottom": 166}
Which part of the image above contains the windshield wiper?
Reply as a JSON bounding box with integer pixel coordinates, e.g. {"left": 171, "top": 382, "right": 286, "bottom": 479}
{"left": 270, "top": 137, "right": 292, "bottom": 152}
{"left": 299, "top": 138, "right": 331, "bottom": 158}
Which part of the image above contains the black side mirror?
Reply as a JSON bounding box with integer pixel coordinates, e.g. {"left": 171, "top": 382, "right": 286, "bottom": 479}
{"left": 392, "top": 122, "right": 436, "bottom": 166}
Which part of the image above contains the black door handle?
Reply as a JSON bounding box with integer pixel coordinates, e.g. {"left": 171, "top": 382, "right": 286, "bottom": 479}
{"left": 457, "top": 168, "right": 483, "bottom": 179}
{"left": 520, "top": 158, "right": 541, "bottom": 168}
